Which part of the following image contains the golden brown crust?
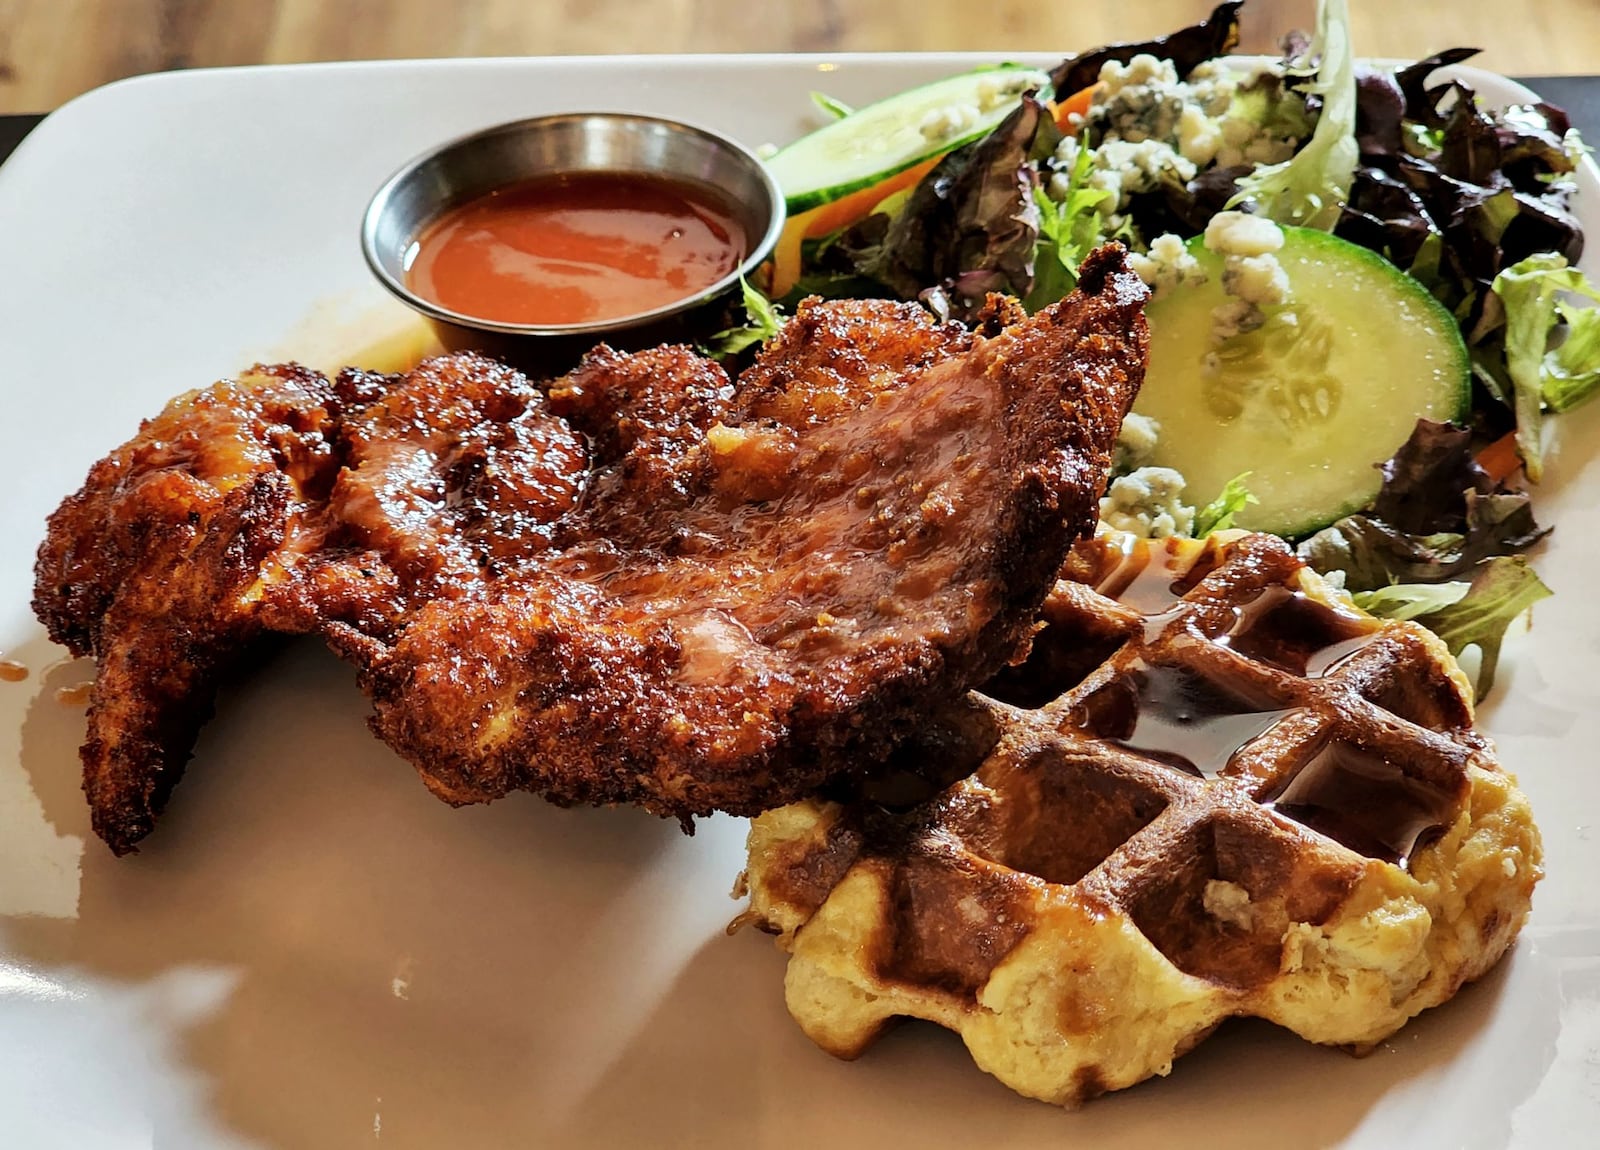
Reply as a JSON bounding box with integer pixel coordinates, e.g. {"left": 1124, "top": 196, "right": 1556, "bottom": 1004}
{"left": 33, "top": 364, "right": 339, "bottom": 850}
{"left": 33, "top": 247, "right": 1152, "bottom": 853}
{"left": 354, "top": 250, "right": 1149, "bottom": 817}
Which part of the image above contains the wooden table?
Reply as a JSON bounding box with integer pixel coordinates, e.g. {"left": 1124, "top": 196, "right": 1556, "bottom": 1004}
{"left": 2, "top": 0, "right": 1597, "bottom": 116}
{"left": 4, "top": 78, "right": 1599, "bottom": 171}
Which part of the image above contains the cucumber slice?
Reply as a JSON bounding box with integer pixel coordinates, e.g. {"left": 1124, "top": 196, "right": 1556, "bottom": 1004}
{"left": 1136, "top": 228, "right": 1470, "bottom": 538}
{"left": 767, "top": 65, "right": 1053, "bottom": 214}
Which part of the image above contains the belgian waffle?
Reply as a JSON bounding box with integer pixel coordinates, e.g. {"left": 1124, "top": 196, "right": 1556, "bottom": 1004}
{"left": 742, "top": 529, "right": 1541, "bottom": 1105}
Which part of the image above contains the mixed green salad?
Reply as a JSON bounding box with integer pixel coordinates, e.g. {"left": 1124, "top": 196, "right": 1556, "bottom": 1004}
{"left": 714, "top": 0, "right": 1600, "bottom": 698}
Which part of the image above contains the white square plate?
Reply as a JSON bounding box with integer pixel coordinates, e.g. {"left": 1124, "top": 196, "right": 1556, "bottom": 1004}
{"left": 0, "top": 54, "right": 1597, "bottom": 1150}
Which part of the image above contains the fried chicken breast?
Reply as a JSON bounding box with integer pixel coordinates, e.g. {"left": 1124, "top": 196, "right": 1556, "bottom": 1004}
{"left": 34, "top": 245, "right": 1150, "bottom": 854}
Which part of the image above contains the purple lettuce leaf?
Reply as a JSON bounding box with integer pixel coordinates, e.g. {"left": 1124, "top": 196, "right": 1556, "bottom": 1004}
{"left": 833, "top": 95, "right": 1053, "bottom": 321}
{"left": 1393, "top": 48, "right": 1483, "bottom": 126}
{"left": 1048, "top": 2, "right": 1244, "bottom": 96}
{"left": 1354, "top": 66, "right": 1405, "bottom": 157}
{"left": 1338, "top": 48, "right": 1583, "bottom": 344}
{"left": 1298, "top": 418, "right": 1549, "bottom": 591}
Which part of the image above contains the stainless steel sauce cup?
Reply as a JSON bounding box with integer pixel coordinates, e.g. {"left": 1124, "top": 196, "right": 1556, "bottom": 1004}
{"left": 361, "top": 112, "right": 785, "bottom": 376}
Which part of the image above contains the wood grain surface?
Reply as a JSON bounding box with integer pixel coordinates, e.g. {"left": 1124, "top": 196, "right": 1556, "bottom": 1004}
{"left": 0, "top": 0, "right": 1594, "bottom": 114}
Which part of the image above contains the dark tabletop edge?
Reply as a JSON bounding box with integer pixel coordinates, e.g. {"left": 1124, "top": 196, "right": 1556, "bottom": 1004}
{"left": 0, "top": 114, "right": 44, "bottom": 165}
{"left": 1, "top": 76, "right": 1596, "bottom": 168}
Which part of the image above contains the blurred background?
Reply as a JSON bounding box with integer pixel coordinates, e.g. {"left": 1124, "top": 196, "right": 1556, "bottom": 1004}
{"left": 1, "top": 0, "right": 1595, "bottom": 114}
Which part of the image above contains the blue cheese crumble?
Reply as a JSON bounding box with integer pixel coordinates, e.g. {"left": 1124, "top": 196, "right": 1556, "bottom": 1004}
{"left": 1112, "top": 411, "right": 1162, "bottom": 474}
{"left": 1052, "top": 56, "right": 1308, "bottom": 220}
{"left": 1129, "top": 233, "right": 1207, "bottom": 300}
{"left": 1100, "top": 467, "right": 1196, "bottom": 539}
{"left": 1134, "top": 213, "right": 1289, "bottom": 343}
{"left": 1100, "top": 415, "right": 1197, "bottom": 539}
{"left": 916, "top": 73, "right": 1038, "bottom": 144}
{"left": 1107, "top": 419, "right": 1196, "bottom": 540}
{"left": 1203, "top": 211, "right": 1290, "bottom": 342}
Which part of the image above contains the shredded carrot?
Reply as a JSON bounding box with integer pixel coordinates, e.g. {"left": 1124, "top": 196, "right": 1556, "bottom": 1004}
{"left": 1052, "top": 86, "right": 1096, "bottom": 132}
{"left": 768, "top": 155, "right": 944, "bottom": 297}
{"left": 808, "top": 156, "right": 940, "bottom": 237}
{"left": 1476, "top": 430, "right": 1523, "bottom": 485}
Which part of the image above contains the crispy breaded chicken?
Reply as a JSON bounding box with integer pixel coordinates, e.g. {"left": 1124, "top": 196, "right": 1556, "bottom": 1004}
{"left": 35, "top": 246, "right": 1149, "bottom": 854}
{"left": 33, "top": 365, "right": 340, "bottom": 850}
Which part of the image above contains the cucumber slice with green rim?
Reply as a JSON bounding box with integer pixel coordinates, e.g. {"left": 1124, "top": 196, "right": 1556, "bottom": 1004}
{"left": 767, "top": 65, "right": 1053, "bottom": 214}
{"left": 1135, "top": 227, "right": 1471, "bottom": 539}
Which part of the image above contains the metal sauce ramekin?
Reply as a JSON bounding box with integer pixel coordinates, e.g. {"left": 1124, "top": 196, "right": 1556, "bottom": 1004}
{"left": 361, "top": 112, "right": 785, "bottom": 376}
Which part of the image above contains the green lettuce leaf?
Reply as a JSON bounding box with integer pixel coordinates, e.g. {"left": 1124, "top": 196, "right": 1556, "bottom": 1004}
{"left": 1227, "top": 0, "right": 1358, "bottom": 230}
{"left": 1544, "top": 296, "right": 1600, "bottom": 410}
{"left": 1194, "top": 472, "right": 1258, "bottom": 535}
{"left": 1022, "top": 138, "right": 1114, "bottom": 311}
{"left": 704, "top": 277, "right": 784, "bottom": 359}
{"left": 1022, "top": 188, "right": 1078, "bottom": 312}
{"left": 1491, "top": 252, "right": 1600, "bottom": 479}
{"left": 1351, "top": 580, "right": 1468, "bottom": 621}
{"left": 1413, "top": 556, "right": 1553, "bottom": 699}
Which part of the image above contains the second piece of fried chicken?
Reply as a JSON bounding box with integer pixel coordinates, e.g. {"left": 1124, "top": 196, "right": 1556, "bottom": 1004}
{"left": 35, "top": 245, "right": 1150, "bottom": 853}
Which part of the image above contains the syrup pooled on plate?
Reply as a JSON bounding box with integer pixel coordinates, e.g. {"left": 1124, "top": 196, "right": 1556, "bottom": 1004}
{"left": 0, "top": 656, "right": 27, "bottom": 683}
{"left": 406, "top": 172, "right": 747, "bottom": 326}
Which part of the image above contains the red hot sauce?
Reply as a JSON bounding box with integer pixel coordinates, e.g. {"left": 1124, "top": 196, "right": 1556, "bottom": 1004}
{"left": 406, "top": 172, "right": 747, "bottom": 327}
